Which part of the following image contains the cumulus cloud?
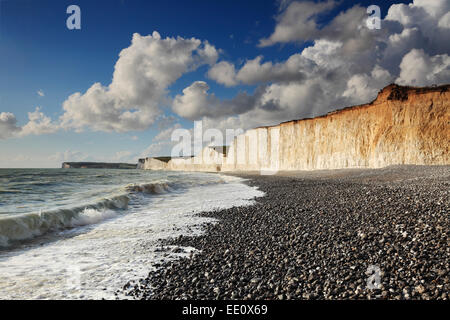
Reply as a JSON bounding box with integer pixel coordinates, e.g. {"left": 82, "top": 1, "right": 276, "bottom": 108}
{"left": 208, "top": 50, "right": 320, "bottom": 87}
{"left": 396, "top": 49, "right": 450, "bottom": 86}
{"left": 0, "top": 112, "right": 21, "bottom": 139}
{"left": 258, "top": 1, "right": 375, "bottom": 54}
{"left": 385, "top": 0, "right": 450, "bottom": 54}
{"left": 173, "top": 81, "right": 218, "bottom": 119}
{"left": 192, "top": 38, "right": 354, "bottom": 125}
{"left": 2, "top": 1, "right": 450, "bottom": 143}
{"left": 258, "top": 0, "right": 337, "bottom": 47}
{"left": 3, "top": 31, "right": 220, "bottom": 140}
{"left": 19, "top": 107, "right": 59, "bottom": 137}
{"left": 238, "top": 55, "right": 313, "bottom": 85}
{"left": 198, "top": 0, "right": 450, "bottom": 131}
{"left": 439, "top": 11, "right": 450, "bottom": 28}
{"left": 207, "top": 61, "right": 237, "bottom": 87}
{"left": 343, "top": 65, "right": 393, "bottom": 103}
{"left": 60, "top": 31, "right": 218, "bottom": 133}
{"left": 172, "top": 81, "right": 259, "bottom": 120}
{"left": 0, "top": 108, "right": 58, "bottom": 140}
{"left": 386, "top": 0, "right": 450, "bottom": 26}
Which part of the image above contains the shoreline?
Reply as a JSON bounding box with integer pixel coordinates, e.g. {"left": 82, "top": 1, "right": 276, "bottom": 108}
{"left": 0, "top": 170, "right": 261, "bottom": 299}
{"left": 125, "top": 165, "right": 449, "bottom": 300}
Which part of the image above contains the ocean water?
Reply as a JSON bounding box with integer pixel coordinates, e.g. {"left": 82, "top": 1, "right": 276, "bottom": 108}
{"left": 0, "top": 168, "right": 264, "bottom": 299}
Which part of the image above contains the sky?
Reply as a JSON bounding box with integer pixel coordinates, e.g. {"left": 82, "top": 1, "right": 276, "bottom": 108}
{"left": 0, "top": 0, "right": 449, "bottom": 167}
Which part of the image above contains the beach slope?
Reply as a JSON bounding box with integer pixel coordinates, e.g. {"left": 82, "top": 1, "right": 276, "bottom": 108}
{"left": 126, "top": 165, "right": 449, "bottom": 300}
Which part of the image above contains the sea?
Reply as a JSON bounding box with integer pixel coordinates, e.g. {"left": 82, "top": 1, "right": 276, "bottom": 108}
{"left": 0, "top": 168, "right": 264, "bottom": 299}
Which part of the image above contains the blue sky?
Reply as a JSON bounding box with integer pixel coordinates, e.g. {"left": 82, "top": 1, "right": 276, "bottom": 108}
{"left": 2, "top": 0, "right": 448, "bottom": 168}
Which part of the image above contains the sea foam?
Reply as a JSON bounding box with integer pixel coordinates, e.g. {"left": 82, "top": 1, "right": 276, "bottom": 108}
{"left": 0, "top": 172, "right": 264, "bottom": 300}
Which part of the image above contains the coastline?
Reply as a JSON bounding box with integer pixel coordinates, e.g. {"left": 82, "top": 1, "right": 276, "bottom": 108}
{"left": 125, "top": 165, "right": 449, "bottom": 300}
{"left": 0, "top": 170, "right": 261, "bottom": 299}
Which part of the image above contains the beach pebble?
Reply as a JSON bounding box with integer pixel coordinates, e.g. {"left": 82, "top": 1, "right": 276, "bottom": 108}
{"left": 124, "top": 166, "right": 450, "bottom": 301}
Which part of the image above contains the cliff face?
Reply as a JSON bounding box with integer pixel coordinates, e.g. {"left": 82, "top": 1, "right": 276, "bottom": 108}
{"left": 274, "top": 84, "right": 449, "bottom": 170}
{"left": 143, "top": 84, "right": 449, "bottom": 172}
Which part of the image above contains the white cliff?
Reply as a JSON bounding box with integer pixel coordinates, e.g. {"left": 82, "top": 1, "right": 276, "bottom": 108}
{"left": 141, "top": 84, "right": 449, "bottom": 172}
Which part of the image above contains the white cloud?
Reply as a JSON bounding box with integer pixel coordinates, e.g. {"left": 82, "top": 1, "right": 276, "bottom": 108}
{"left": 385, "top": 0, "right": 450, "bottom": 54}
{"left": 172, "top": 81, "right": 258, "bottom": 120}
{"left": 208, "top": 49, "right": 321, "bottom": 87}
{"left": 396, "top": 49, "right": 450, "bottom": 86}
{"left": 439, "top": 11, "right": 450, "bottom": 28}
{"left": 236, "top": 54, "right": 314, "bottom": 85}
{"left": 0, "top": 108, "right": 58, "bottom": 140}
{"left": 258, "top": 0, "right": 337, "bottom": 47}
{"left": 300, "top": 40, "right": 344, "bottom": 69}
{"left": 258, "top": 1, "right": 375, "bottom": 55}
{"left": 207, "top": 61, "right": 237, "bottom": 87}
{"left": 37, "top": 89, "right": 45, "bottom": 97}
{"left": 60, "top": 31, "right": 218, "bottom": 133}
{"left": 19, "top": 107, "right": 59, "bottom": 137}
{"left": 195, "top": 38, "right": 356, "bottom": 123}
{"left": 343, "top": 65, "right": 393, "bottom": 103}
{"left": 0, "top": 113, "right": 21, "bottom": 139}
{"left": 387, "top": 0, "right": 450, "bottom": 25}
{"left": 172, "top": 81, "right": 218, "bottom": 120}
{"left": 2, "top": 1, "right": 450, "bottom": 143}
{"left": 195, "top": 0, "right": 450, "bottom": 130}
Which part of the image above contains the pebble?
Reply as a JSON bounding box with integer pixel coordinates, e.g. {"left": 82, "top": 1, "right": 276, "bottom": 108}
{"left": 124, "top": 166, "right": 450, "bottom": 300}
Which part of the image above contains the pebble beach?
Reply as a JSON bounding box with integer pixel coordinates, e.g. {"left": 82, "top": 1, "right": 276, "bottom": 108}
{"left": 125, "top": 165, "right": 449, "bottom": 300}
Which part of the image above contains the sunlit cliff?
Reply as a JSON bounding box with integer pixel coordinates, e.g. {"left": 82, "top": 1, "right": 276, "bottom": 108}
{"left": 141, "top": 84, "right": 449, "bottom": 172}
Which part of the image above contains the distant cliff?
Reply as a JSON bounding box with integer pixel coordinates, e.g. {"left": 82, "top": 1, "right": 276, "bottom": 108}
{"left": 62, "top": 162, "right": 137, "bottom": 169}
{"left": 141, "top": 84, "right": 449, "bottom": 172}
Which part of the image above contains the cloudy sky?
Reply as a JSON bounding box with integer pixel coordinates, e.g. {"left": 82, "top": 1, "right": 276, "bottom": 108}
{"left": 0, "top": 0, "right": 449, "bottom": 167}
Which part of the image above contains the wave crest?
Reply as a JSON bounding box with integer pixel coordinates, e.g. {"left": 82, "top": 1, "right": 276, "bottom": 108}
{"left": 125, "top": 182, "right": 173, "bottom": 194}
{"left": 0, "top": 194, "right": 129, "bottom": 247}
{"left": 0, "top": 175, "right": 227, "bottom": 247}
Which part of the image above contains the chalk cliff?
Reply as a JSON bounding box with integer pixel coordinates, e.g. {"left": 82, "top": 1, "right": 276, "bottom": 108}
{"left": 142, "top": 84, "right": 449, "bottom": 172}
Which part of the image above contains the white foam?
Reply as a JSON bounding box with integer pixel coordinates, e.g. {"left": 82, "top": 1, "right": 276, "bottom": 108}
{"left": 71, "top": 208, "right": 121, "bottom": 227}
{"left": 0, "top": 195, "right": 130, "bottom": 246}
{"left": 0, "top": 174, "right": 264, "bottom": 299}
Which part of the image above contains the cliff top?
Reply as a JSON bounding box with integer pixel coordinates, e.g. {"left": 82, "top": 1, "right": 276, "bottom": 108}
{"left": 372, "top": 83, "right": 448, "bottom": 103}
{"left": 255, "top": 83, "right": 449, "bottom": 129}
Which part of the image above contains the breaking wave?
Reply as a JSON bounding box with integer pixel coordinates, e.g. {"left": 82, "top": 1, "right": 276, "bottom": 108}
{"left": 125, "top": 178, "right": 225, "bottom": 195}
{"left": 0, "top": 195, "right": 130, "bottom": 247}
{"left": 0, "top": 177, "right": 226, "bottom": 247}
{"left": 125, "top": 182, "right": 173, "bottom": 194}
